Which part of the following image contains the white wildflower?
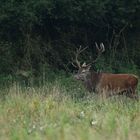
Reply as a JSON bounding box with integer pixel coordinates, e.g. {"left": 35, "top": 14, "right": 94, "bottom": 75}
{"left": 91, "top": 120, "right": 98, "bottom": 125}
{"left": 39, "top": 126, "right": 43, "bottom": 131}
{"left": 80, "top": 111, "right": 85, "bottom": 117}
{"left": 13, "top": 119, "right": 16, "bottom": 123}
{"left": 28, "top": 129, "right": 32, "bottom": 134}
{"left": 39, "top": 124, "right": 47, "bottom": 131}
{"left": 32, "top": 124, "right": 36, "bottom": 129}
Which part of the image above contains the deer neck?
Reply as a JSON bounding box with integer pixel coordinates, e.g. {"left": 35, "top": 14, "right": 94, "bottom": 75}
{"left": 84, "top": 71, "right": 101, "bottom": 92}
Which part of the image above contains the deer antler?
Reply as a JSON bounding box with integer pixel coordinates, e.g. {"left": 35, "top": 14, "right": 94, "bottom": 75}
{"left": 72, "top": 45, "right": 88, "bottom": 68}
{"left": 87, "top": 42, "right": 105, "bottom": 66}
{"left": 72, "top": 43, "right": 105, "bottom": 68}
{"left": 93, "top": 42, "right": 105, "bottom": 63}
{"left": 95, "top": 42, "right": 105, "bottom": 53}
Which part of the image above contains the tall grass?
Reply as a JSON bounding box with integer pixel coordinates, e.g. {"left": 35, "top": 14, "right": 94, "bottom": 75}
{"left": 0, "top": 76, "right": 140, "bottom": 140}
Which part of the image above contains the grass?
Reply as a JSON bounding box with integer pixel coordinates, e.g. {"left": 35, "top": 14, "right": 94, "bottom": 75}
{"left": 0, "top": 78, "right": 140, "bottom": 140}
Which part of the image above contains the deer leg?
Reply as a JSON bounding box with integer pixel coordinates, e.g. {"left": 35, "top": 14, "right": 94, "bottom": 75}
{"left": 126, "top": 88, "right": 139, "bottom": 101}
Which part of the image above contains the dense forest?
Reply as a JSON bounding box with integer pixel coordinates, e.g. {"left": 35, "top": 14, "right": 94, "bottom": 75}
{"left": 0, "top": 0, "right": 140, "bottom": 77}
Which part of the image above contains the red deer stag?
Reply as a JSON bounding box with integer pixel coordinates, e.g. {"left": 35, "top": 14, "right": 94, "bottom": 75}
{"left": 72, "top": 43, "right": 139, "bottom": 100}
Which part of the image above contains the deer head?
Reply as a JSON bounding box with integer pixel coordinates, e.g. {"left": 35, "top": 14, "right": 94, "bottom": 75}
{"left": 72, "top": 42, "right": 105, "bottom": 81}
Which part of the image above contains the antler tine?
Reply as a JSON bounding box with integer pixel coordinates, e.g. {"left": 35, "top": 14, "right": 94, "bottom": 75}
{"left": 76, "top": 45, "right": 88, "bottom": 54}
{"left": 100, "top": 43, "right": 105, "bottom": 52}
{"left": 71, "top": 62, "right": 77, "bottom": 68}
{"left": 87, "top": 42, "right": 105, "bottom": 66}
{"left": 76, "top": 45, "right": 81, "bottom": 53}
{"left": 73, "top": 45, "right": 88, "bottom": 68}
{"left": 95, "top": 42, "right": 99, "bottom": 50}
{"left": 75, "top": 48, "right": 81, "bottom": 68}
{"left": 95, "top": 42, "right": 105, "bottom": 53}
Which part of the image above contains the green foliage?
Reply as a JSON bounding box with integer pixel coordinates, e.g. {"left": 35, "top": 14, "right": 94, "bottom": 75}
{"left": 0, "top": 0, "right": 139, "bottom": 74}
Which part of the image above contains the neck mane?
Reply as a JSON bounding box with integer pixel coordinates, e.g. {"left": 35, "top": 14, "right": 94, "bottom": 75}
{"left": 84, "top": 70, "right": 101, "bottom": 92}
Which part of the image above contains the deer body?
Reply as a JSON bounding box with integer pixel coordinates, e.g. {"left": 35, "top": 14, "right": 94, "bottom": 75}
{"left": 75, "top": 69, "right": 138, "bottom": 99}
{"left": 72, "top": 42, "right": 139, "bottom": 100}
{"left": 98, "top": 73, "right": 138, "bottom": 92}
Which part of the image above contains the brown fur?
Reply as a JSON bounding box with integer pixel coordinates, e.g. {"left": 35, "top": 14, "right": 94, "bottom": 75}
{"left": 74, "top": 69, "right": 139, "bottom": 100}
{"left": 96, "top": 73, "right": 138, "bottom": 99}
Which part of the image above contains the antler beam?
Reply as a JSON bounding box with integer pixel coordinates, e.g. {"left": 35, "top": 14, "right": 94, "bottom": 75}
{"left": 72, "top": 45, "right": 88, "bottom": 68}
{"left": 86, "top": 42, "right": 105, "bottom": 66}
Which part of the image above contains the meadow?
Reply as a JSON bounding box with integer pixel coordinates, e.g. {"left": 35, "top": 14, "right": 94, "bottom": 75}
{"left": 0, "top": 75, "right": 140, "bottom": 140}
